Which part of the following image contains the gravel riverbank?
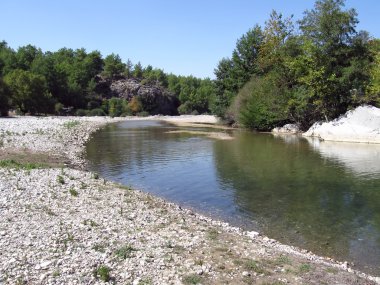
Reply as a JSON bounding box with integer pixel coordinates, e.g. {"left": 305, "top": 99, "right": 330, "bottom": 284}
{"left": 0, "top": 116, "right": 379, "bottom": 284}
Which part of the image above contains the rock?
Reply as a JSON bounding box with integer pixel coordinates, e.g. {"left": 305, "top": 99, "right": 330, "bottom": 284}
{"left": 303, "top": 105, "right": 380, "bottom": 143}
{"left": 242, "top": 271, "right": 250, "bottom": 277}
{"left": 272, "top": 124, "right": 301, "bottom": 134}
{"left": 95, "top": 75, "right": 179, "bottom": 115}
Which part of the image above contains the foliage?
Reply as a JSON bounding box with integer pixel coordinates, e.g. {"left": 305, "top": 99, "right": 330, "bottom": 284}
{"left": 213, "top": 26, "right": 264, "bottom": 117}
{"left": 128, "top": 96, "right": 143, "bottom": 114}
{"left": 94, "top": 265, "right": 111, "bottom": 282}
{"left": 218, "top": 0, "right": 377, "bottom": 130}
{"left": 238, "top": 74, "right": 289, "bottom": 130}
{"left": 0, "top": 159, "right": 45, "bottom": 170}
{"left": 0, "top": 77, "right": 10, "bottom": 116}
{"left": 0, "top": 40, "right": 215, "bottom": 117}
{"left": 365, "top": 39, "right": 380, "bottom": 106}
{"left": 115, "top": 244, "right": 135, "bottom": 259}
{"left": 88, "top": 108, "right": 106, "bottom": 116}
{"left": 102, "top": 53, "right": 124, "bottom": 78}
{"left": 4, "top": 69, "right": 53, "bottom": 114}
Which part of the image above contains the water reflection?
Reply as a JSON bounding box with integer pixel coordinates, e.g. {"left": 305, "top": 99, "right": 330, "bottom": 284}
{"left": 304, "top": 137, "right": 380, "bottom": 178}
{"left": 86, "top": 121, "right": 380, "bottom": 275}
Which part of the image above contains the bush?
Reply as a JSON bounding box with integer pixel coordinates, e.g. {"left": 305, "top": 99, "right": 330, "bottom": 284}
{"left": 88, "top": 108, "right": 106, "bottom": 116}
{"left": 136, "top": 111, "right": 149, "bottom": 117}
{"left": 75, "top": 109, "right": 88, "bottom": 116}
{"left": 177, "top": 102, "right": 193, "bottom": 114}
{"left": 55, "top": 102, "right": 64, "bottom": 115}
{"left": 236, "top": 74, "right": 288, "bottom": 131}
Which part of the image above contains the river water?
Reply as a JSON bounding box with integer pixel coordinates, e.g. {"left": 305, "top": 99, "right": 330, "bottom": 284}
{"left": 85, "top": 120, "right": 380, "bottom": 275}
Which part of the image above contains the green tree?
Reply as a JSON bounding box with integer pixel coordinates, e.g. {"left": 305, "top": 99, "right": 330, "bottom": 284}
{"left": 125, "top": 59, "right": 133, "bottom": 78}
{"left": 4, "top": 69, "right": 52, "bottom": 114}
{"left": 0, "top": 41, "right": 16, "bottom": 76}
{"left": 0, "top": 77, "right": 10, "bottom": 116}
{"left": 133, "top": 62, "right": 143, "bottom": 78}
{"left": 365, "top": 39, "right": 380, "bottom": 106}
{"left": 237, "top": 73, "right": 289, "bottom": 130}
{"left": 102, "top": 53, "right": 125, "bottom": 78}
{"left": 213, "top": 27, "right": 264, "bottom": 117}
{"left": 297, "top": 0, "right": 369, "bottom": 121}
{"left": 15, "top": 44, "right": 42, "bottom": 71}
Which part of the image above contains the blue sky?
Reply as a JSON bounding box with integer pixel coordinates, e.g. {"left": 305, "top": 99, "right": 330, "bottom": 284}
{"left": 1, "top": 0, "right": 379, "bottom": 78}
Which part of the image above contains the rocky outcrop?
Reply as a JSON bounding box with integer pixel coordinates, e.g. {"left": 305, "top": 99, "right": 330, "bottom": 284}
{"left": 272, "top": 124, "right": 301, "bottom": 134}
{"left": 303, "top": 105, "right": 380, "bottom": 143}
{"left": 95, "top": 76, "right": 179, "bottom": 115}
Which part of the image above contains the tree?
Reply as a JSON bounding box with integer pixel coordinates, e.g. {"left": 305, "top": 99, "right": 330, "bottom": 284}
{"left": 365, "top": 39, "right": 380, "bottom": 106}
{"left": 213, "top": 27, "right": 265, "bottom": 118}
{"left": 232, "top": 25, "right": 264, "bottom": 83}
{"left": 125, "top": 59, "right": 133, "bottom": 78}
{"left": 102, "top": 53, "right": 125, "bottom": 78}
{"left": 297, "top": 0, "right": 369, "bottom": 121}
{"left": 0, "top": 77, "right": 10, "bottom": 116}
{"left": 15, "top": 45, "right": 42, "bottom": 71}
{"left": 0, "top": 41, "right": 16, "bottom": 76}
{"left": 258, "top": 10, "right": 294, "bottom": 74}
{"left": 4, "top": 69, "right": 52, "bottom": 114}
{"left": 133, "top": 62, "right": 143, "bottom": 78}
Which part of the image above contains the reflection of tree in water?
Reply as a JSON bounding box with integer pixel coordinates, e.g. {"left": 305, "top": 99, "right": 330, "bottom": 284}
{"left": 212, "top": 132, "right": 380, "bottom": 272}
{"left": 85, "top": 120, "right": 214, "bottom": 178}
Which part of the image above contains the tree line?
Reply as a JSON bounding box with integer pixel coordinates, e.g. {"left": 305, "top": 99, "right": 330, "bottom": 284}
{"left": 213, "top": 0, "right": 379, "bottom": 130}
{"left": 1, "top": 0, "right": 379, "bottom": 131}
{"left": 0, "top": 43, "right": 215, "bottom": 116}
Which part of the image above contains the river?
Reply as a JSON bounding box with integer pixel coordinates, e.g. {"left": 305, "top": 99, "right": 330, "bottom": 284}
{"left": 85, "top": 120, "right": 380, "bottom": 275}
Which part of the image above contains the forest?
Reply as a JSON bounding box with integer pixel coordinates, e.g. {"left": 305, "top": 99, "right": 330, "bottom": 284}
{"left": 0, "top": 0, "right": 379, "bottom": 130}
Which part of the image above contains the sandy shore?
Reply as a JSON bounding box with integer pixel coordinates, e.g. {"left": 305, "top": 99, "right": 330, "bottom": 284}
{"left": 0, "top": 115, "right": 379, "bottom": 284}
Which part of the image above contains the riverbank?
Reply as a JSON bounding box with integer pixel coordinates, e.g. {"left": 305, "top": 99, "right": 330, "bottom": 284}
{"left": 0, "top": 116, "right": 378, "bottom": 284}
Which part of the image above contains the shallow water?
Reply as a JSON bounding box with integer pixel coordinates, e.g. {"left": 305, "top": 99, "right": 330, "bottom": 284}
{"left": 85, "top": 120, "right": 380, "bottom": 275}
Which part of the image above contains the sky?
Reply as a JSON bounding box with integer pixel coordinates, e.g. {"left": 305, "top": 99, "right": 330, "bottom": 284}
{"left": 1, "top": 0, "right": 379, "bottom": 79}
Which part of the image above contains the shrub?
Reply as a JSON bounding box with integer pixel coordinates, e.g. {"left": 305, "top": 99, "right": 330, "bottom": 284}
{"left": 55, "top": 102, "right": 64, "bottom": 115}
{"left": 88, "top": 108, "right": 106, "bottom": 116}
{"left": 178, "top": 101, "right": 193, "bottom": 114}
{"left": 136, "top": 111, "right": 149, "bottom": 117}
{"left": 115, "top": 244, "right": 135, "bottom": 259}
{"left": 236, "top": 74, "right": 288, "bottom": 131}
{"left": 75, "top": 109, "right": 88, "bottom": 116}
{"left": 94, "top": 265, "right": 111, "bottom": 282}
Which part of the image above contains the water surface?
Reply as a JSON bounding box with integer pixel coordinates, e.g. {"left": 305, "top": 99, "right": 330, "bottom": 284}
{"left": 85, "top": 120, "right": 380, "bottom": 275}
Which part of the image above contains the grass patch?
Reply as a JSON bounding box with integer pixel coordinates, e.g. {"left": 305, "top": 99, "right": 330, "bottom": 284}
{"left": 63, "top": 120, "right": 80, "bottom": 129}
{"left": 69, "top": 187, "right": 78, "bottom": 197}
{"left": 57, "top": 175, "right": 65, "bottom": 184}
{"left": 115, "top": 244, "right": 136, "bottom": 259}
{"left": 93, "top": 265, "right": 111, "bottom": 282}
{"left": 182, "top": 274, "right": 203, "bottom": 285}
{"left": 138, "top": 278, "right": 152, "bottom": 285}
{"left": 244, "top": 259, "right": 266, "bottom": 274}
{"left": 326, "top": 267, "right": 339, "bottom": 274}
{"left": 299, "top": 263, "right": 311, "bottom": 273}
{"left": 207, "top": 228, "right": 219, "bottom": 240}
{"left": 0, "top": 159, "right": 45, "bottom": 170}
{"left": 83, "top": 219, "right": 98, "bottom": 227}
{"left": 93, "top": 243, "right": 106, "bottom": 253}
{"left": 42, "top": 206, "right": 57, "bottom": 216}
{"left": 275, "top": 255, "right": 291, "bottom": 265}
